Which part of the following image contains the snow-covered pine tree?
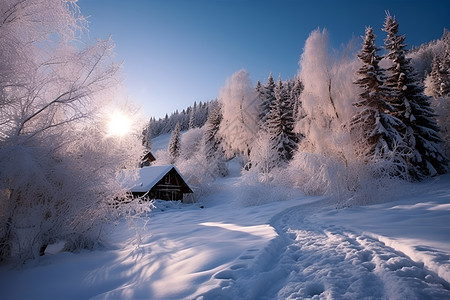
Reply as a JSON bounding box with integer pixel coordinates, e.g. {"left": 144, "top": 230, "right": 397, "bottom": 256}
{"left": 168, "top": 122, "right": 181, "bottom": 164}
{"left": 290, "top": 76, "right": 303, "bottom": 121}
{"left": 426, "top": 29, "right": 450, "bottom": 159}
{"left": 383, "top": 12, "right": 447, "bottom": 179}
{"left": 204, "top": 105, "right": 223, "bottom": 160}
{"left": 259, "top": 73, "right": 276, "bottom": 126}
{"left": 279, "top": 78, "right": 299, "bottom": 159}
{"left": 203, "top": 104, "right": 228, "bottom": 176}
{"left": 428, "top": 30, "right": 450, "bottom": 98}
{"left": 142, "top": 121, "right": 152, "bottom": 150}
{"left": 189, "top": 107, "right": 195, "bottom": 129}
{"left": 351, "top": 26, "right": 405, "bottom": 172}
{"left": 265, "top": 79, "right": 298, "bottom": 164}
{"left": 255, "top": 80, "right": 264, "bottom": 126}
{"left": 428, "top": 56, "right": 446, "bottom": 99}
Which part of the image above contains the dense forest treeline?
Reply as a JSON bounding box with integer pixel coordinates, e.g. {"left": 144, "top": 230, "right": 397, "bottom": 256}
{"left": 147, "top": 14, "right": 449, "bottom": 203}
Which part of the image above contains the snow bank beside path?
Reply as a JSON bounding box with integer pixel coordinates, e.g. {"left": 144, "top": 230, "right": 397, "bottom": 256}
{"left": 202, "top": 176, "right": 450, "bottom": 299}
{"left": 314, "top": 174, "right": 450, "bottom": 285}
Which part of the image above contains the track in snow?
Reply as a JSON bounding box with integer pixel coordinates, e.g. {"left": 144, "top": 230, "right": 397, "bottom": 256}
{"left": 199, "top": 199, "right": 450, "bottom": 299}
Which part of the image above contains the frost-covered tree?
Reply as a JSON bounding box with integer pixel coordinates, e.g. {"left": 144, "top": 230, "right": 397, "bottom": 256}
{"left": 0, "top": 0, "right": 144, "bottom": 262}
{"left": 383, "top": 12, "right": 447, "bottom": 179}
{"left": 295, "top": 28, "right": 343, "bottom": 155}
{"left": 351, "top": 26, "right": 404, "bottom": 171}
{"left": 218, "top": 69, "right": 259, "bottom": 159}
{"left": 168, "top": 122, "right": 181, "bottom": 163}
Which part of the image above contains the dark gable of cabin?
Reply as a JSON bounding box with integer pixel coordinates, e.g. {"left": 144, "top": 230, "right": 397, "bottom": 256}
{"left": 133, "top": 167, "right": 193, "bottom": 201}
{"left": 141, "top": 152, "right": 156, "bottom": 167}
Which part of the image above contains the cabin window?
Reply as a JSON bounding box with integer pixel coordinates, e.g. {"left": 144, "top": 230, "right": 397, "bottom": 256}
{"left": 165, "top": 174, "right": 171, "bottom": 184}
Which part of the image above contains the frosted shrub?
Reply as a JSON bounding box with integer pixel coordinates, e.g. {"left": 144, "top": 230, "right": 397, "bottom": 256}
{"left": 153, "top": 149, "right": 171, "bottom": 165}
{"left": 235, "top": 171, "right": 304, "bottom": 207}
{"left": 0, "top": 139, "right": 113, "bottom": 262}
{"left": 180, "top": 127, "right": 205, "bottom": 160}
{"left": 286, "top": 147, "right": 414, "bottom": 207}
{"left": 248, "top": 131, "right": 278, "bottom": 181}
{"left": 288, "top": 152, "right": 352, "bottom": 200}
{"left": 342, "top": 157, "right": 411, "bottom": 207}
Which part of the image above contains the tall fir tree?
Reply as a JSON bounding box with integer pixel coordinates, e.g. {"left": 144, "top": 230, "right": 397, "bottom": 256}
{"left": 168, "top": 122, "right": 181, "bottom": 164}
{"left": 142, "top": 121, "right": 153, "bottom": 150}
{"left": 189, "top": 107, "right": 195, "bottom": 129}
{"left": 204, "top": 105, "right": 223, "bottom": 160}
{"left": 290, "top": 76, "right": 303, "bottom": 121}
{"left": 203, "top": 104, "right": 228, "bottom": 176}
{"left": 259, "top": 73, "right": 276, "bottom": 126}
{"left": 351, "top": 27, "right": 404, "bottom": 168}
{"left": 383, "top": 13, "right": 447, "bottom": 179}
{"left": 255, "top": 80, "right": 264, "bottom": 125}
{"left": 265, "top": 79, "right": 298, "bottom": 164}
{"left": 428, "top": 30, "right": 450, "bottom": 98}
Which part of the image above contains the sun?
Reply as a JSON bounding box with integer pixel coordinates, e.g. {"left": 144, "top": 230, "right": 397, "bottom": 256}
{"left": 107, "top": 111, "right": 132, "bottom": 137}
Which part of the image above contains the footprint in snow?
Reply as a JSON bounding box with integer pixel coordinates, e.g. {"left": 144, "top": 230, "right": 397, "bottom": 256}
{"left": 230, "top": 264, "right": 247, "bottom": 270}
{"left": 239, "top": 255, "right": 254, "bottom": 260}
{"left": 214, "top": 270, "right": 236, "bottom": 280}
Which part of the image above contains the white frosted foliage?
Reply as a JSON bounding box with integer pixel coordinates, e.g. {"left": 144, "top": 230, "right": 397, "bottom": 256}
{"left": 218, "top": 69, "right": 260, "bottom": 158}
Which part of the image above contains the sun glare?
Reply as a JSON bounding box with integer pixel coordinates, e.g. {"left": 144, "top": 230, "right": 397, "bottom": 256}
{"left": 107, "top": 111, "right": 132, "bottom": 137}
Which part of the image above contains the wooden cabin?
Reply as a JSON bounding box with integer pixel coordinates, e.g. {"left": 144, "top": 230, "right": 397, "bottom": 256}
{"left": 120, "top": 165, "right": 193, "bottom": 202}
{"left": 140, "top": 151, "right": 156, "bottom": 167}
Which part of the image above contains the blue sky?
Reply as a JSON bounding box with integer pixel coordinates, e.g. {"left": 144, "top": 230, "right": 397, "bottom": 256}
{"left": 77, "top": 0, "right": 450, "bottom": 119}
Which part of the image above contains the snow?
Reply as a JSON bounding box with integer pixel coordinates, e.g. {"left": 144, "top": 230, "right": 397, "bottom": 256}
{"left": 151, "top": 133, "right": 172, "bottom": 152}
{"left": 1, "top": 172, "right": 449, "bottom": 299}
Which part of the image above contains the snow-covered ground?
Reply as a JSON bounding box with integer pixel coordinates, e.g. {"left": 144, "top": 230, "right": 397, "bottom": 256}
{"left": 0, "top": 169, "right": 449, "bottom": 299}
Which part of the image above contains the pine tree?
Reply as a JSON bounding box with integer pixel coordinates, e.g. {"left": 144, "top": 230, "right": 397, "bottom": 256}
{"left": 428, "top": 56, "right": 445, "bottom": 98}
{"left": 429, "top": 30, "right": 450, "bottom": 98}
{"left": 279, "top": 78, "right": 298, "bottom": 158}
{"left": 142, "top": 121, "right": 152, "bottom": 150}
{"left": 189, "top": 107, "right": 195, "bottom": 129}
{"left": 260, "top": 73, "right": 276, "bottom": 125}
{"left": 383, "top": 13, "right": 447, "bottom": 179}
{"left": 351, "top": 26, "right": 404, "bottom": 168}
{"left": 290, "top": 76, "right": 303, "bottom": 120}
{"left": 203, "top": 104, "right": 228, "bottom": 176}
{"left": 265, "top": 79, "right": 298, "bottom": 164}
{"left": 168, "top": 122, "right": 181, "bottom": 164}
{"left": 204, "top": 105, "right": 223, "bottom": 160}
{"left": 255, "top": 80, "right": 264, "bottom": 124}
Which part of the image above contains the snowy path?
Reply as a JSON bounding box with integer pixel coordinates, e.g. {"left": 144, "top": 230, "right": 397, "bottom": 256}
{"left": 200, "top": 199, "right": 450, "bottom": 299}
{"left": 1, "top": 175, "right": 449, "bottom": 299}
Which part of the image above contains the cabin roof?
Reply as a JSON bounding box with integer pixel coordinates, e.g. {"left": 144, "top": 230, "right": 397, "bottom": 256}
{"left": 142, "top": 151, "right": 156, "bottom": 162}
{"left": 119, "top": 165, "right": 192, "bottom": 193}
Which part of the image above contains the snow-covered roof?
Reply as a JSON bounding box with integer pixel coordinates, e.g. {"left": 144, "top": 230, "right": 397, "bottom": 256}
{"left": 119, "top": 165, "right": 190, "bottom": 193}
